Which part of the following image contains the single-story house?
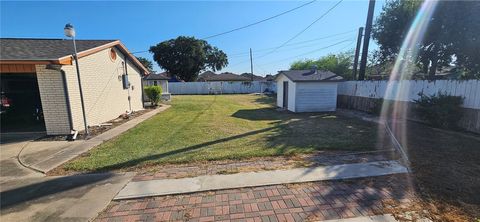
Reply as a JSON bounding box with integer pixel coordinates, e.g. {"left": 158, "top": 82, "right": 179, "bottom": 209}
{"left": 197, "top": 71, "right": 216, "bottom": 81}
{"left": 197, "top": 72, "right": 251, "bottom": 82}
{"left": 0, "top": 38, "right": 149, "bottom": 135}
{"left": 276, "top": 69, "right": 343, "bottom": 112}
{"left": 143, "top": 72, "right": 171, "bottom": 101}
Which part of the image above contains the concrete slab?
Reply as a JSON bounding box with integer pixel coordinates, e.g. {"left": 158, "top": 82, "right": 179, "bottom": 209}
{"left": 0, "top": 133, "right": 46, "bottom": 183}
{"left": 0, "top": 172, "right": 134, "bottom": 222}
{"left": 319, "top": 214, "right": 398, "bottom": 222}
{"left": 115, "top": 160, "right": 408, "bottom": 200}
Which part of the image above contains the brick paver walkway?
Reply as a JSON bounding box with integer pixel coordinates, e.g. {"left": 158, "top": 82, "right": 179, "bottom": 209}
{"left": 96, "top": 174, "right": 416, "bottom": 222}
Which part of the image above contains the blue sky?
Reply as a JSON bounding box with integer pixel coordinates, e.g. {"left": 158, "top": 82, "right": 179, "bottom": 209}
{"left": 1, "top": 1, "right": 385, "bottom": 76}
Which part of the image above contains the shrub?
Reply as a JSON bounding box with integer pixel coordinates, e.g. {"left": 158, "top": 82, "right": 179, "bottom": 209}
{"left": 144, "top": 85, "right": 162, "bottom": 106}
{"left": 413, "top": 92, "right": 464, "bottom": 129}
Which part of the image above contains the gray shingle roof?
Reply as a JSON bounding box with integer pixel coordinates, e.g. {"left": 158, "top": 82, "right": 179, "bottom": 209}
{"left": 0, "top": 38, "right": 117, "bottom": 60}
{"left": 144, "top": 72, "right": 170, "bottom": 80}
{"left": 278, "top": 70, "right": 343, "bottom": 82}
{"left": 240, "top": 73, "right": 265, "bottom": 81}
{"left": 203, "top": 72, "right": 251, "bottom": 81}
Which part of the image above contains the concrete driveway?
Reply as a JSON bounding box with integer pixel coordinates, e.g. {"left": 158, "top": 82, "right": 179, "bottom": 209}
{"left": 0, "top": 134, "right": 134, "bottom": 222}
{"left": 0, "top": 108, "right": 171, "bottom": 221}
{"left": 1, "top": 132, "right": 46, "bottom": 183}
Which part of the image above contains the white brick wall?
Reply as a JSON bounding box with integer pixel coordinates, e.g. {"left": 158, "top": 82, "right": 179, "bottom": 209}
{"left": 62, "top": 47, "right": 144, "bottom": 131}
{"left": 35, "top": 65, "right": 71, "bottom": 135}
{"left": 35, "top": 47, "right": 144, "bottom": 135}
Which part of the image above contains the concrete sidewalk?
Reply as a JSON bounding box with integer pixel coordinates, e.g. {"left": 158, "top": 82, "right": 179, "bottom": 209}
{"left": 21, "top": 105, "right": 170, "bottom": 173}
{"left": 115, "top": 160, "right": 408, "bottom": 200}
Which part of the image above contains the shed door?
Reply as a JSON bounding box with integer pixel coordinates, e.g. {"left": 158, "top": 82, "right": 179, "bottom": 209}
{"left": 283, "top": 81, "right": 288, "bottom": 108}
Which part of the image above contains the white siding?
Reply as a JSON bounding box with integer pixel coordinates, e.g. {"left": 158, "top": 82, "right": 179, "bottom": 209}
{"left": 295, "top": 82, "right": 338, "bottom": 112}
{"left": 276, "top": 74, "right": 296, "bottom": 112}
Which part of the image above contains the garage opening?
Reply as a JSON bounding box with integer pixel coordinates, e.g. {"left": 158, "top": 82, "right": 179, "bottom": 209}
{"left": 1, "top": 73, "right": 46, "bottom": 132}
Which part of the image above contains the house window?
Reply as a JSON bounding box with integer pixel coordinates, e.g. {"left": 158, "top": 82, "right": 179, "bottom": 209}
{"left": 110, "top": 48, "right": 117, "bottom": 61}
{"left": 153, "top": 81, "right": 158, "bottom": 86}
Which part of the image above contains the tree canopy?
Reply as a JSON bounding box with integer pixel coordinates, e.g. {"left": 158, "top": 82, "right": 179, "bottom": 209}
{"left": 136, "top": 56, "right": 153, "bottom": 72}
{"left": 149, "top": 36, "right": 228, "bottom": 82}
{"left": 290, "top": 51, "right": 354, "bottom": 80}
{"left": 372, "top": 0, "right": 480, "bottom": 79}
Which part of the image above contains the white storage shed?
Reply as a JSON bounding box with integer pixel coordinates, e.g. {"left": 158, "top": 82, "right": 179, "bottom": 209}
{"left": 276, "top": 69, "right": 343, "bottom": 112}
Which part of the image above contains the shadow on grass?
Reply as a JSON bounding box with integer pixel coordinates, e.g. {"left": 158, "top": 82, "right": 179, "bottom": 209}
{"left": 253, "top": 94, "right": 276, "bottom": 105}
{"left": 92, "top": 126, "right": 278, "bottom": 172}
{"left": 232, "top": 108, "right": 379, "bottom": 152}
{"left": 92, "top": 106, "right": 381, "bottom": 173}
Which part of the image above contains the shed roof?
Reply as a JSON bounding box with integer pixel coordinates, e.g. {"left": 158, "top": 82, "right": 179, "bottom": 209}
{"left": 0, "top": 38, "right": 149, "bottom": 73}
{"left": 277, "top": 70, "right": 343, "bottom": 82}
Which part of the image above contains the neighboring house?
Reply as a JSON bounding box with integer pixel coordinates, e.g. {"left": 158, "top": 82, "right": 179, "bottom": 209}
{"left": 197, "top": 71, "right": 216, "bottom": 81}
{"left": 0, "top": 38, "right": 149, "bottom": 135}
{"left": 198, "top": 72, "right": 251, "bottom": 82}
{"left": 143, "top": 72, "right": 171, "bottom": 101}
{"left": 276, "top": 69, "right": 343, "bottom": 112}
{"left": 160, "top": 72, "right": 184, "bottom": 82}
{"left": 264, "top": 74, "right": 276, "bottom": 81}
{"left": 240, "top": 73, "right": 264, "bottom": 81}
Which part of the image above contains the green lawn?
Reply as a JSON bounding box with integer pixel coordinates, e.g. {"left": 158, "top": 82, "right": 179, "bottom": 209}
{"left": 65, "top": 94, "right": 380, "bottom": 172}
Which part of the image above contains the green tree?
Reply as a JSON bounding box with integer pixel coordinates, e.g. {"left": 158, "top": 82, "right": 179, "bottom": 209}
{"left": 290, "top": 51, "right": 354, "bottom": 80}
{"left": 372, "top": 0, "right": 480, "bottom": 79}
{"left": 144, "top": 85, "right": 162, "bottom": 106}
{"left": 149, "top": 36, "right": 228, "bottom": 82}
{"left": 136, "top": 56, "right": 153, "bottom": 72}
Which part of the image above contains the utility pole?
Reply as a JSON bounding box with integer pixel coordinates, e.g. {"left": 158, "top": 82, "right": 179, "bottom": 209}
{"left": 358, "top": 0, "right": 375, "bottom": 80}
{"left": 250, "top": 48, "right": 254, "bottom": 81}
{"left": 353, "top": 27, "right": 364, "bottom": 80}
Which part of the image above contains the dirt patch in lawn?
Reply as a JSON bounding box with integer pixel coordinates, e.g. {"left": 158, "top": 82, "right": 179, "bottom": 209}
{"left": 389, "top": 120, "right": 480, "bottom": 221}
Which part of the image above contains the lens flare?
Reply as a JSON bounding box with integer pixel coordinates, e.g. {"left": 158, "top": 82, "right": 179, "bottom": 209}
{"left": 379, "top": 1, "right": 439, "bottom": 169}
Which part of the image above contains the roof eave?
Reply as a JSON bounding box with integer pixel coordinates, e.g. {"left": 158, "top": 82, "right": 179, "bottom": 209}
{"left": 0, "top": 59, "right": 68, "bottom": 65}
{"left": 56, "top": 40, "right": 150, "bottom": 74}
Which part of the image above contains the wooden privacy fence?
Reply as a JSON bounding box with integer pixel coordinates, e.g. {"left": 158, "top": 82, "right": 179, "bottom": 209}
{"left": 337, "top": 80, "right": 480, "bottom": 133}
{"left": 169, "top": 81, "right": 277, "bottom": 95}
{"left": 338, "top": 80, "right": 479, "bottom": 109}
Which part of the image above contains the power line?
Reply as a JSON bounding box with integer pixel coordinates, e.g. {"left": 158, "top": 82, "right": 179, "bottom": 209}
{"left": 257, "top": 0, "right": 344, "bottom": 59}
{"left": 227, "top": 29, "right": 356, "bottom": 57}
{"left": 131, "top": 1, "right": 345, "bottom": 57}
{"left": 259, "top": 38, "right": 353, "bottom": 66}
{"left": 229, "top": 37, "right": 352, "bottom": 68}
{"left": 130, "top": 50, "right": 149, "bottom": 54}
{"left": 201, "top": 0, "right": 317, "bottom": 40}
{"left": 229, "top": 36, "right": 353, "bottom": 59}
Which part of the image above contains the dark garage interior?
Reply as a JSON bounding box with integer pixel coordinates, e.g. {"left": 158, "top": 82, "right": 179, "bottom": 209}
{"left": 1, "top": 73, "right": 45, "bottom": 132}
